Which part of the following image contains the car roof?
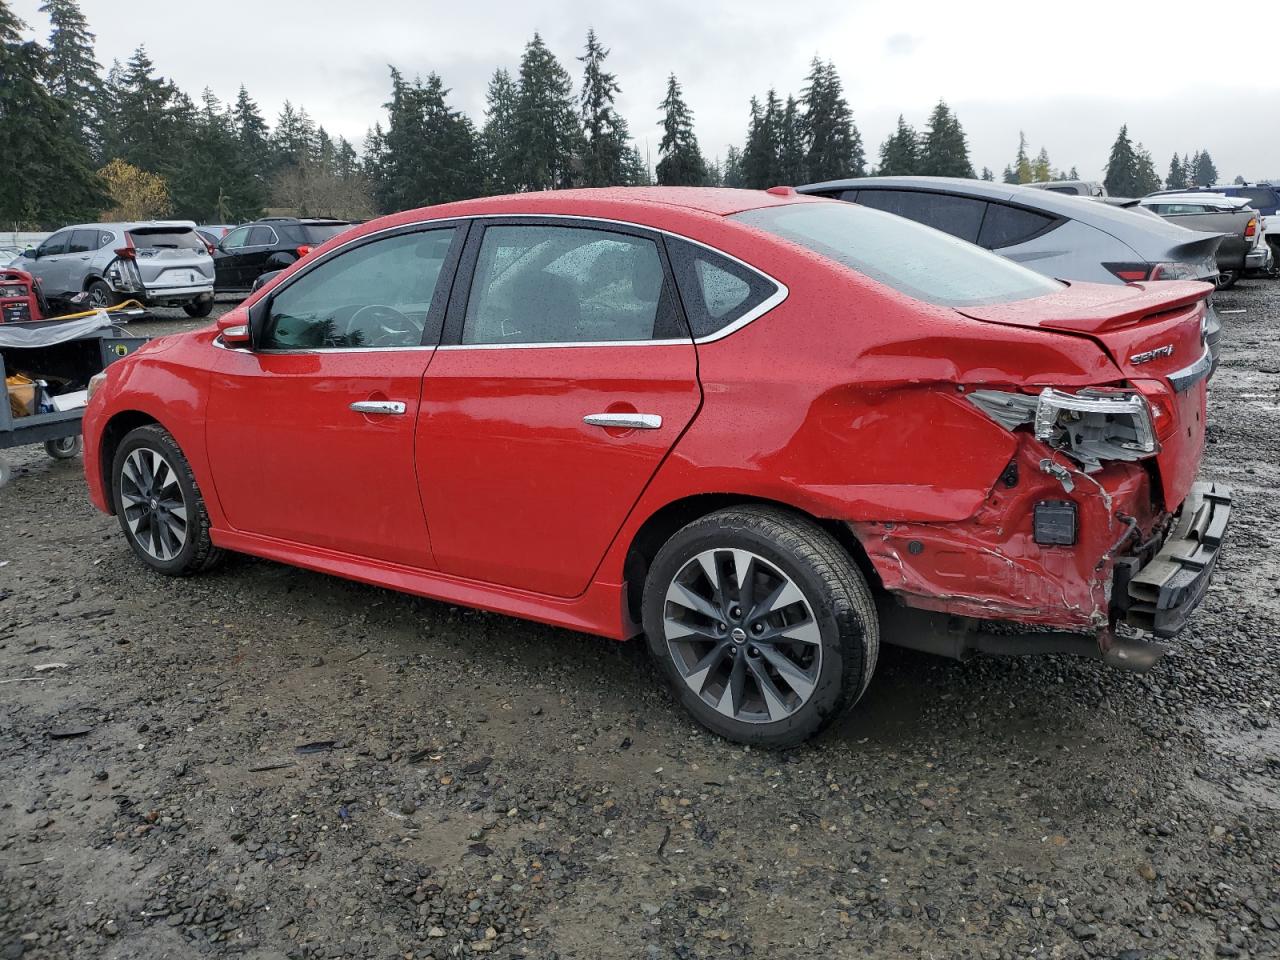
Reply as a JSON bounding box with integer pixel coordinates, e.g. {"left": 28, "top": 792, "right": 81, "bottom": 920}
{"left": 795, "top": 175, "right": 1213, "bottom": 245}
{"left": 56, "top": 220, "right": 198, "bottom": 232}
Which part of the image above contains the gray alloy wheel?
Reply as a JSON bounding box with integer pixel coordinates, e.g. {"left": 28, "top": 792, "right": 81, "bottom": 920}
{"left": 663, "top": 548, "right": 822, "bottom": 724}
{"left": 118, "top": 447, "right": 189, "bottom": 562}
{"left": 86, "top": 279, "right": 116, "bottom": 309}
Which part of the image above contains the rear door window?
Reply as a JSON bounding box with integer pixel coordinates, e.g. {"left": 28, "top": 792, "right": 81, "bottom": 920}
{"left": 667, "top": 239, "right": 780, "bottom": 339}
{"left": 978, "top": 204, "right": 1058, "bottom": 249}
{"left": 67, "top": 230, "right": 97, "bottom": 254}
{"left": 1236, "top": 188, "right": 1277, "bottom": 211}
{"left": 301, "top": 223, "right": 355, "bottom": 244}
{"left": 247, "top": 226, "right": 277, "bottom": 246}
{"left": 856, "top": 190, "right": 986, "bottom": 243}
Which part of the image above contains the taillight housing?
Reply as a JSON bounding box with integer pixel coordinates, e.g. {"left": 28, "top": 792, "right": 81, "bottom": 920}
{"left": 296, "top": 245, "right": 312, "bottom": 258}
{"left": 1104, "top": 262, "right": 1152, "bottom": 282}
{"left": 1245, "top": 217, "right": 1257, "bottom": 240}
{"left": 1148, "top": 262, "right": 1200, "bottom": 281}
{"left": 1130, "top": 379, "right": 1179, "bottom": 444}
{"left": 1104, "top": 261, "right": 1204, "bottom": 283}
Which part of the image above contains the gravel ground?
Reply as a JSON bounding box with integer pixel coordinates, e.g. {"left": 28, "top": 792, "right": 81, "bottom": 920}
{"left": 2, "top": 285, "right": 1278, "bottom": 960}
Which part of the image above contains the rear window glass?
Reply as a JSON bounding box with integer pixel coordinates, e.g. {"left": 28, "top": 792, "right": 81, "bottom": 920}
{"left": 733, "top": 202, "right": 1063, "bottom": 308}
{"left": 127, "top": 229, "right": 204, "bottom": 251}
{"left": 1237, "top": 188, "right": 1277, "bottom": 209}
{"left": 855, "top": 190, "right": 986, "bottom": 244}
{"left": 978, "top": 204, "right": 1057, "bottom": 249}
{"left": 301, "top": 223, "right": 354, "bottom": 244}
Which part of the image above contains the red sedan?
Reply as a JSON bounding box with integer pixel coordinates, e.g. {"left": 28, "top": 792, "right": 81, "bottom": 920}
{"left": 82, "top": 187, "right": 1230, "bottom": 746}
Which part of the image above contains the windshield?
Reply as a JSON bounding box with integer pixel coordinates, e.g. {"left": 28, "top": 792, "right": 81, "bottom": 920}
{"left": 301, "top": 223, "right": 355, "bottom": 243}
{"left": 732, "top": 202, "right": 1064, "bottom": 308}
{"left": 127, "top": 228, "right": 204, "bottom": 251}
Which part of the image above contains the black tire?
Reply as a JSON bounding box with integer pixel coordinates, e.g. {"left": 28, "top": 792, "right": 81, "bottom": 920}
{"left": 44, "top": 436, "right": 82, "bottom": 459}
{"left": 86, "top": 279, "right": 118, "bottom": 309}
{"left": 642, "top": 506, "right": 879, "bottom": 748}
{"left": 183, "top": 297, "right": 214, "bottom": 318}
{"left": 1216, "top": 270, "right": 1238, "bottom": 290}
{"left": 111, "top": 424, "right": 223, "bottom": 576}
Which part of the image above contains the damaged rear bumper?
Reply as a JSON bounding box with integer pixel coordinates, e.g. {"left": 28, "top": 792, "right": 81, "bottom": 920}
{"left": 1112, "top": 482, "right": 1232, "bottom": 638}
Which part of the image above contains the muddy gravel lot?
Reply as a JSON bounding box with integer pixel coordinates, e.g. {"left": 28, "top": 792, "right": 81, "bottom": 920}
{"left": 2, "top": 286, "right": 1279, "bottom": 960}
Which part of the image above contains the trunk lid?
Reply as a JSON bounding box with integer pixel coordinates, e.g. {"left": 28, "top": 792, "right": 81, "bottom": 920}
{"left": 960, "top": 280, "right": 1212, "bottom": 510}
{"left": 127, "top": 227, "right": 214, "bottom": 286}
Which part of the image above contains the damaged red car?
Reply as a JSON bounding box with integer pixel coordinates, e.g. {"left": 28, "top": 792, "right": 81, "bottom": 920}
{"left": 81, "top": 188, "right": 1231, "bottom": 746}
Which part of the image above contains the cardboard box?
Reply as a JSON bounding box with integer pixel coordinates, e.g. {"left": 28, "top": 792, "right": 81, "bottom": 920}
{"left": 6, "top": 374, "right": 35, "bottom": 418}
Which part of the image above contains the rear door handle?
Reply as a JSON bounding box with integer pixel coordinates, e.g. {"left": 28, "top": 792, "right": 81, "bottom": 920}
{"left": 350, "top": 400, "right": 406, "bottom": 415}
{"left": 583, "top": 412, "right": 662, "bottom": 430}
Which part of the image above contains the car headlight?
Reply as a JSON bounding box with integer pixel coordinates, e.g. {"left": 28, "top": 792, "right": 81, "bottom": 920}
{"left": 87, "top": 371, "right": 109, "bottom": 401}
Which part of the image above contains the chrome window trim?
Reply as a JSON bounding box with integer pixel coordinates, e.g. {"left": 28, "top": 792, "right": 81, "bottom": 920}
{"left": 257, "top": 213, "right": 790, "bottom": 353}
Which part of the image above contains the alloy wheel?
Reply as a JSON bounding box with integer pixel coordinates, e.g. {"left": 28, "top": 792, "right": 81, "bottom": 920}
{"left": 663, "top": 548, "right": 822, "bottom": 724}
{"left": 119, "top": 448, "right": 189, "bottom": 562}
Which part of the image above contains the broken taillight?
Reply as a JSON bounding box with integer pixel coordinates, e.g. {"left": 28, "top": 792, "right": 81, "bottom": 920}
{"left": 1245, "top": 217, "right": 1257, "bottom": 240}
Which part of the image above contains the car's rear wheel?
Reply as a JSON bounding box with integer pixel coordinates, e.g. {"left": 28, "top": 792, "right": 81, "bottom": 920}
{"left": 642, "top": 506, "right": 878, "bottom": 747}
{"left": 1215, "top": 270, "right": 1238, "bottom": 290}
{"left": 86, "top": 279, "right": 117, "bottom": 309}
{"left": 183, "top": 297, "right": 214, "bottom": 318}
{"left": 111, "top": 424, "right": 223, "bottom": 576}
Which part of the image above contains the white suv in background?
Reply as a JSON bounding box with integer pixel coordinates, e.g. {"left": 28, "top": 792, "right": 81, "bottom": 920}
{"left": 14, "top": 221, "right": 216, "bottom": 317}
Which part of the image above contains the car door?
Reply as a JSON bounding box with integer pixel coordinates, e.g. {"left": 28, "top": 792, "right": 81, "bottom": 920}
{"left": 240, "top": 225, "right": 280, "bottom": 285}
{"left": 214, "top": 226, "right": 252, "bottom": 288}
{"left": 417, "top": 218, "right": 702, "bottom": 598}
{"left": 63, "top": 230, "right": 98, "bottom": 291}
{"left": 205, "top": 223, "right": 465, "bottom": 567}
{"left": 29, "top": 230, "right": 73, "bottom": 296}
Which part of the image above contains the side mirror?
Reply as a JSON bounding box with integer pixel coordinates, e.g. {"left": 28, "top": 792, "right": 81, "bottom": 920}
{"left": 247, "top": 296, "right": 272, "bottom": 349}
{"left": 23, "top": 248, "right": 37, "bottom": 260}
{"left": 217, "top": 310, "right": 251, "bottom": 346}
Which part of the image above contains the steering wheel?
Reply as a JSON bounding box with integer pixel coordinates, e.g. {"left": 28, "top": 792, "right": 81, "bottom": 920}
{"left": 348, "top": 304, "right": 421, "bottom": 347}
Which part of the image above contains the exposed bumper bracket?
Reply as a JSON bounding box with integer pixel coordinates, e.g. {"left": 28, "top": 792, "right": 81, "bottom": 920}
{"left": 1114, "top": 481, "right": 1232, "bottom": 638}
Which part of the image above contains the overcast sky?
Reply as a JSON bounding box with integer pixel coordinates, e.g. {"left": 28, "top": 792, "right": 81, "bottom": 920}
{"left": 13, "top": 0, "right": 1279, "bottom": 182}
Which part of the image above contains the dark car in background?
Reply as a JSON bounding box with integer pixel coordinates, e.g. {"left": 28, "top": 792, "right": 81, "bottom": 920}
{"left": 213, "top": 218, "right": 358, "bottom": 293}
{"left": 795, "top": 177, "right": 1226, "bottom": 367}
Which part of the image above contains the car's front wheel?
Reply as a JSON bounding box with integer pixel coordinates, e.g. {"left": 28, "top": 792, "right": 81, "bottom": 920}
{"left": 642, "top": 506, "right": 879, "bottom": 747}
{"left": 111, "top": 424, "right": 223, "bottom": 576}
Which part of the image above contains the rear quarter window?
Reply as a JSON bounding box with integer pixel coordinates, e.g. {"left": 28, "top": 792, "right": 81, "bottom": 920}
{"left": 733, "top": 202, "right": 1063, "bottom": 308}
{"left": 978, "top": 204, "right": 1058, "bottom": 249}
{"left": 667, "top": 239, "right": 781, "bottom": 339}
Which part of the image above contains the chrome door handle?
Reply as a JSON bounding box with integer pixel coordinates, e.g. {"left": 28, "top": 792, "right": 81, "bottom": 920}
{"left": 350, "top": 400, "right": 406, "bottom": 415}
{"left": 583, "top": 412, "right": 663, "bottom": 430}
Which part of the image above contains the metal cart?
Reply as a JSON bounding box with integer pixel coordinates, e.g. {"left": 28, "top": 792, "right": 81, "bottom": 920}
{"left": 0, "top": 315, "right": 148, "bottom": 487}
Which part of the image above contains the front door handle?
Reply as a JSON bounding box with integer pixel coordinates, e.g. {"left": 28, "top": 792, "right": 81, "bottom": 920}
{"left": 350, "top": 400, "right": 406, "bottom": 415}
{"left": 583, "top": 412, "right": 662, "bottom": 430}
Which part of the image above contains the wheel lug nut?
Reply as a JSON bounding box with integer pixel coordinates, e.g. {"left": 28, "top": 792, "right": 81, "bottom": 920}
{"left": 752, "top": 622, "right": 764, "bottom": 634}
{"left": 729, "top": 606, "right": 741, "bottom": 619}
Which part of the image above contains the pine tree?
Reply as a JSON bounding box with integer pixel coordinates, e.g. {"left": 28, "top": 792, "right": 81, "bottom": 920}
{"left": 655, "top": 73, "right": 706, "bottom": 186}
{"left": 877, "top": 115, "right": 919, "bottom": 176}
{"left": 167, "top": 88, "right": 262, "bottom": 221}
{"left": 578, "top": 29, "right": 630, "bottom": 187}
{"left": 1001, "top": 164, "right": 1017, "bottom": 184}
{"left": 1068, "top": 165, "right": 1079, "bottom": 180}
{"left": 481, "top": 69, "right": 520, "bottom": 194}
{"left": 621, "top": 145, "right": 650, "bottom": 186}
{"left": 980, "top": 166, "right": 994, "bottom": 181}
{"left": 722, "top": 145, "right": 745, "bottom": 188}
{"left": 101, "top": 46, "right": 183, "bottom": 174}
{"left": 778, "top": 95, "right": 806, "bottom": 185}
{"left": 799, "top": 58, "right": 863, "bottom": 181}
{"left": 917, "top": 101, "right": 973, "bottom": 178}
{"left": 1166, "top": 153, "right": 1185, "bottom": 190}
{"left": 1012, "top": 131, "right": 1032, "bottom": 184}
{"left": 513, "top": 33, "right": 580, "bottom": 191}
{"left": 370, "top": 68, "right": 481, "bottom": 213}
{"left": 1193, "top": 150, "right": 1218, "bottom": 187}
{"left": 0, "top": 2, "right": 104, "bottom": 225}
{"left": 39, "top": 0, "right": 100, "bottom": 156}
{"left": 1032, "top": 147, "right": 1051, "bottom": 182}
{"left": 1132, "top": 142, "right": 1161, "bottom": 196}
{"left": 1103, "top": 125, "right": 1140, "bottom": 196}
{"left": 741, "top": 90, "right": 783, "bottom": 188}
